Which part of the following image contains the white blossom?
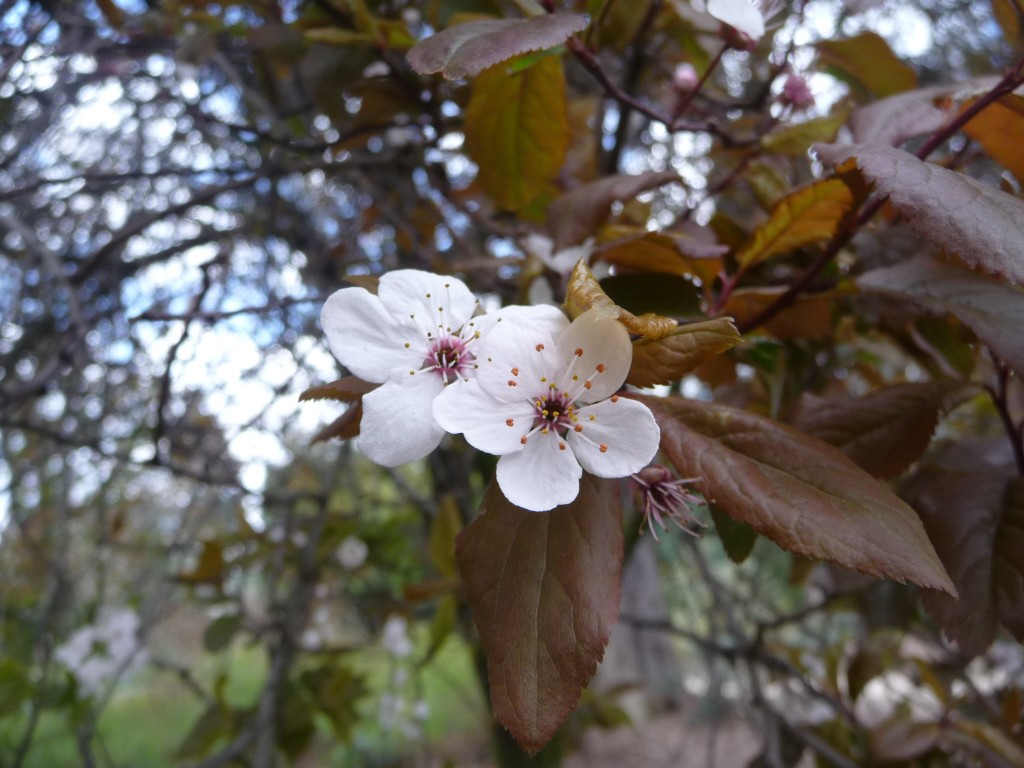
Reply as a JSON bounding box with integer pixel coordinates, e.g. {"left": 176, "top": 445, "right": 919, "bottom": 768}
{"left": 433, "top": 309, "right": 660, "bottom": 511}
{"left": 321, "top": 270, "right": 563, "bottom": 466}
{"left": 522, "top": 233, "right": 595, "bottom": 277}
{"left": 692, "top": 0, "right": 766, "bottom": 44}
{"left": 381, "top": 614, "right": 413, "bottom": 659}
{"left": 336, "top": 535, "right": 368, "bottom": 570}
{"left": 54, "top": 608, "right": 147, "bottom": 698}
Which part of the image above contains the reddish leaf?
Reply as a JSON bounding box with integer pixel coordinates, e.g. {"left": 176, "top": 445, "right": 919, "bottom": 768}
{"left": 299, "top": 375, "right": 377, "bottom": 403}
{"left": 858, "top": 256, "right": 1024, "bottom": 374}
{"left": 547, "top": 171, "right": 681, "bottom": 250}
{"left": 406, "top": 14, "right": 588, "bottom": 80}
{"left": 597, "top": 227, "right": 725, "bottom": 286}
{"left": 464, "top": 54, "right": 569, "bottom": 211}
{"left": 902, "top": 440, "right": 1024, "bottom": 656}
{"left": 816, "top": 143, "right": 1024, "bottom": 286}
{"left": 792, "top": 380, "right": 969, "bottom": 479}
{"left": 639, "top": 395, "right": 956, "bottom": 593}
{"left": 626, "top": 318, "right": 741, "bottom": 388}
{"left": 455, "top": 476, "right": 622, "bottom": 754}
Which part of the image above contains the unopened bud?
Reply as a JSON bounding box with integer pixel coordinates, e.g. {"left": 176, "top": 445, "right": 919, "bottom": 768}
{"left": 781, "top": 74, "right": 815, "bottom": 110}
{"left": 672, "top": 63, "right": 700, "bottom": 93}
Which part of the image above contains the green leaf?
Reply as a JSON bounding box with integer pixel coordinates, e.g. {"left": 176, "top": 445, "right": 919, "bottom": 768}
{"left": 174, "top": 704, "right": 235, "bottom": 760}
{"left": 902, "top": 440, "right": 1024, "bottom": 656}
{"left": 817, "top": 143, "right": 1024, "bottom": 286}
{"left": 406, "top": 14, "right": 588, "bottom": 80}
{"left": 760, "top": 111, "right": 848, "bottom": 155}
{"left": 429, "top": 494, "right": 462, "bottom": 577}
{"left": 546, "top": 171, "right": 680, "bottom": 250}
{"left": 858, "top": 256, "right": 1024, "bottom": 375}
{"left": 815, "top": 32, "right": 916, "bottom": 97}
{"left": 464, "top": 55, "right": 569, "bottom": 211}
{"left": 626, "top": 318, "right": 741, "bottom": 388}
{"left": 734, "top": 178, "right": 856, "bottom": 270}
{"left": 203, "top": 613, "right": 241, "bottom": 653}
{"left": 792, "top": 380, "right": 969, "bottom": 479}
{"left": 639, "top": 395, "right": 956, "bottom": 593}
{"left": 0, "top": 659, "right": 30, "bottom": 717}
{"left": 301, "top": 665, "right": 367, "bottom": 741}
{"left": 710, "top": 506, "right": 758, "bottom": 564}
{"left": 455, "top": 475, "right": 623, "bottom": 755}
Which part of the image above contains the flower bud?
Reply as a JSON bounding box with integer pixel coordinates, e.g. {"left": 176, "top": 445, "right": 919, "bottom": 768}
{"left": 781, "top": 74, "right": 815, "bottom": 110}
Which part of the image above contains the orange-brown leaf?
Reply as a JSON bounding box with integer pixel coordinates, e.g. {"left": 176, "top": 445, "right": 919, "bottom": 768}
{"left": 299, "top": 376, "right": 377, "bottom": 403}
{"left": 564, "top": 260, "right": 678, "bottom": 340}
{"left": 626, "top": 318, "right": 741, "bottom": 388}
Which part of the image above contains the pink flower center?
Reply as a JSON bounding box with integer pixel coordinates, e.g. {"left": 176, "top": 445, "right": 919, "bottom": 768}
{"left": 425, "top": 334, "right": 473, "bottom": 383}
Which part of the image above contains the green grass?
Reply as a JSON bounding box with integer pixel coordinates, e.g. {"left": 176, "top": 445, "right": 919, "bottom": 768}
{"left": 1, "top": 627, "right": 485, "bottom": 767}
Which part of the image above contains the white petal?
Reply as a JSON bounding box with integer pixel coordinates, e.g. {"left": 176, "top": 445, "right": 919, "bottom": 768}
{"left": 471, "top": 303, "right": 568, "bottom": 338}
{"left": 378, "top": 270, "right": 478, "bottom": 334}
{"left": 555, "top": 310, "right": 632, "bottom": 402}
{"left": 321, "top": 288, "right": 419, "bottom": 382}
{"left": 568, "top": 397, "right": 660, "bottom": 478}
{"left": 496, "top": 433, "right": 583, "bottom": 512}
{"left": 707, "top": 0, "right": 764, "bottom": 39}
{"left": 474, "top": 320, "right": 562, "bottom": 402}
{"left": 357, "top": 374, "right": 445, "bottom": 466}
{"left": 433, "top": 380, "right": 534, "bottom": 455}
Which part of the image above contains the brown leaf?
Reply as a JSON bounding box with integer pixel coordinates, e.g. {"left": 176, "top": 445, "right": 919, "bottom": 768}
{"left": 639, "top": 395, "right": 956, "bottom": 593}
{"left": 792, "top": 380, "right": 970, "bottom": 479}
{"left": 626, "top": 318, "right": 741, "bottom": 388}
{"left": 847, "top": 78, "right": 1000, "bottom": 147}
{"left": 547, "top": 171, "right": 680, "bottom": 250}
{"left": 299, "top": 376, "right": 377, "bottom": 403}
{"left": 564, "top": 261, "right": 678, "bottom": 339}
{"left": 720, "top": 287, "right": 837, "bottom": 340}
{"left": 814, "top": 32, "right": 917, "bottom": 97}
{"left": 464, "top": 55, "right": 569, "bottom": 211}
{"left": 405, "top": 14, "right": 588, "bottom": 80}
{"left": 870, "top": 718, "right": 940, "bottom": 762}
{"left": 597, "top": 227, "right": 725, "bottom": 286}
{"left": 858, "top": 256, "right": 1024, "bottom": 374}
{"left": 455, "top": 476, "right": 623, "bottom": 755}
{"left": 310, "top": 401, "right": 362, "bottom": 445}
{"left": 816, "top": 143, "right": 1024, "bottom": 286}
{"left": 902, "top": 440, "right": 1024, "bottom": 656}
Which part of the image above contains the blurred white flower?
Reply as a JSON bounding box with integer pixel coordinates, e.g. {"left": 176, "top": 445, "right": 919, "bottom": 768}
{"left": 337, "top": 535, "right": 368, "bottom": 570}
{"left": 55, "top": 608, "right": 147, "bottom": 698}
{"left": 523, "top": 233, "right": 595, "bottom": 277}
{"left": 381, "top": 614, "right": 413, "bottom": 658}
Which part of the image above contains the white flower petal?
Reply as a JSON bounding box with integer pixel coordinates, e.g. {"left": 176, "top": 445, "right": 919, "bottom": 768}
{"left": 522, "top": 232, "right": 555, "bottom": 264}
{"left": 472, "top": 303, "right": 568, "bottom": 338}
{"left": 496, "top": 433, "right": 583, "bottom": 511}
{"left": 322, "top": 287, "right": 419, "bottom": 382}
{"left": 475, "top": 321, "right": 562, "bottom": 402}
{"left": 555, "top": 311, "right": 632, "bottom": 402}
{"left": 378, "top": 270, "right": 478, "bottom": 333}
{"left": 433, "top": 380, "right": 534, "bottom": 455}
{"left": 357, "top": 374, "right": 446, "bottom": 466}
{"left": 568, "top": 398, "right": 660, "bottom": 478}
{"left": 707, "top": 0, "right": 764, "bottom": 39}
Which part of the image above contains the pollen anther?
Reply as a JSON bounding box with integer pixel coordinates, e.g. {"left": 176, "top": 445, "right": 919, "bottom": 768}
{"left": 535, "top": 343, "right": 545, "bottom": 351}
{"left": 596, "top": 363, "right": 606, "bottom": 373}
{"left": 599, "top": 444, "right": 608, "bottom": 453}
{"left": 575, "top": 347, "right": 583, "bottom": 357}
{"left": 506, "top": 418, "right": 515, "bottom": 427}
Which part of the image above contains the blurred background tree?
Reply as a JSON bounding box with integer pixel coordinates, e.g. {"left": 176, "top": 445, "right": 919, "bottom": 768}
{"left": 1, "top": 1, "right": 1022, "bottom": 766}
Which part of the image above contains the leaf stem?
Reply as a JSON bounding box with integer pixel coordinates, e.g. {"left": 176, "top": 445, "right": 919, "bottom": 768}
{"left": 987, "top": 356, "right": 1024, "bottom": 476}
